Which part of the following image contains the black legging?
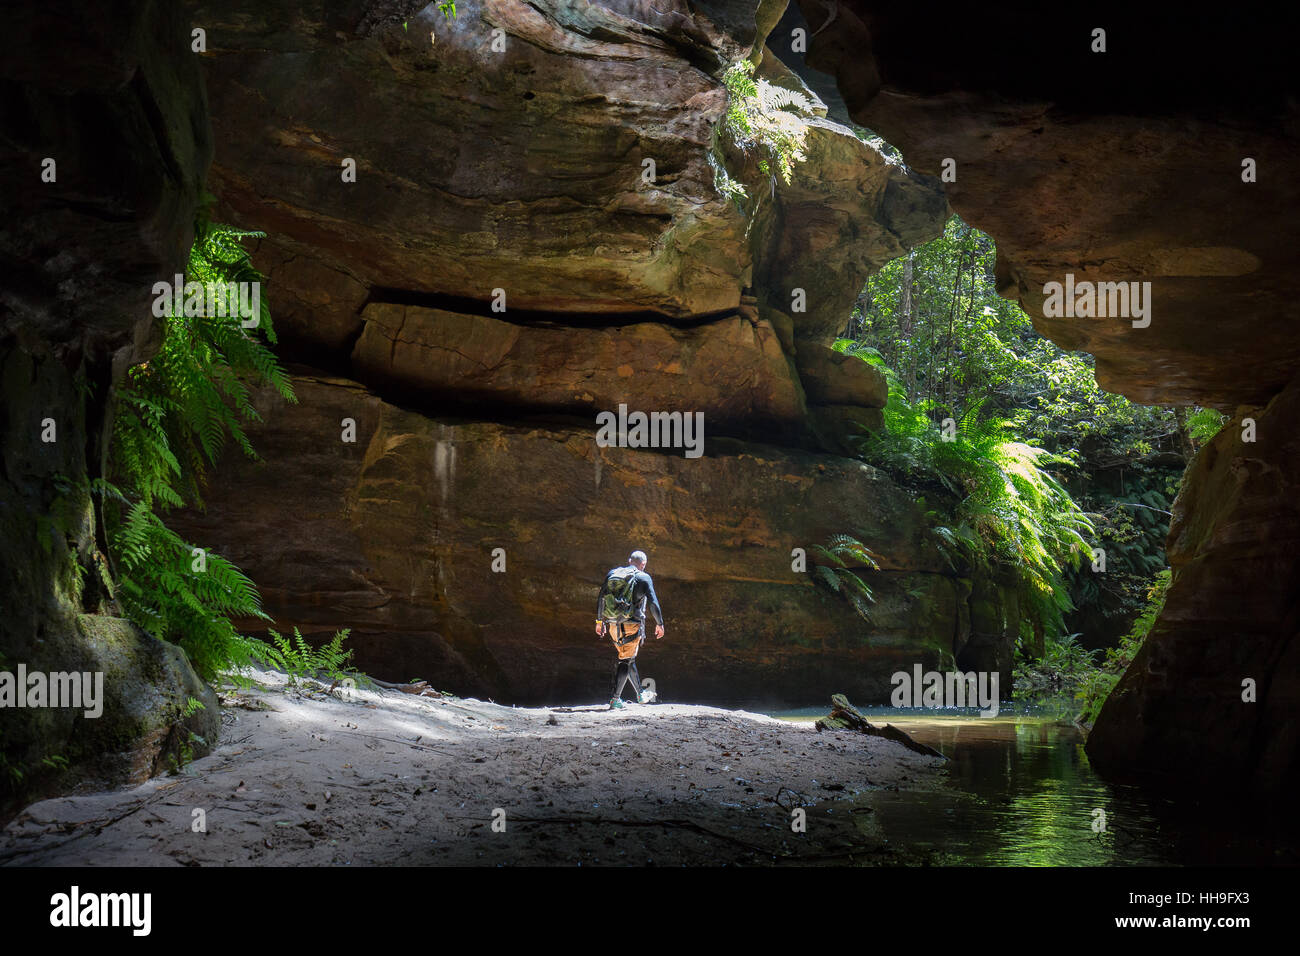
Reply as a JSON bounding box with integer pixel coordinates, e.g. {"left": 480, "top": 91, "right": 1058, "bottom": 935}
{"left": 612, "top": 654, "right": 642, "bottom": 701}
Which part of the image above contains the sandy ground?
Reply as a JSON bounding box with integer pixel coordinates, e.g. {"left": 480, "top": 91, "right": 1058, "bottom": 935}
{"left": 0, "top": 671, "right": 948, "bottom": 866}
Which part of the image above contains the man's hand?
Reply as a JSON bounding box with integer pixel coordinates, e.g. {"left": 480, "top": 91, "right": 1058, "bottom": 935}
{"left": 654, "top": 624, "right": 664, "bottom": 639}
{"left": 595, "top": 621, "right": 607, "bottom": 637}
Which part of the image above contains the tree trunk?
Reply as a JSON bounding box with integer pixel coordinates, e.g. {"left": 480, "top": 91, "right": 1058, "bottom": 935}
{"left": 900, "top": 251, "right": 916, "bottom": 401}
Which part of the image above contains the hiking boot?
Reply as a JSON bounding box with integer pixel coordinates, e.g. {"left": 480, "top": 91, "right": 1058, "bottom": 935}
{"left": 609, "top": 698, "right": 625, "bottom": 710}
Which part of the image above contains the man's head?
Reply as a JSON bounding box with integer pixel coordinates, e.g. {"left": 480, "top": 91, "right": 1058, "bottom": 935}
{"left": 629, "top": 550, "right": 648, "bottom": 570}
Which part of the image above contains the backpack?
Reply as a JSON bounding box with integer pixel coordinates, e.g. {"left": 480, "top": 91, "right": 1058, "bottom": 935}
{"left": 600, "top": 566, "right": 640, "bottom": 623}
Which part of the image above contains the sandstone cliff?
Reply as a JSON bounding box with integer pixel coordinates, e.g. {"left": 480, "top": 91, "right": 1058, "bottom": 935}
{"left": 161, "top": 0, "right": 1021, "bottom": 706}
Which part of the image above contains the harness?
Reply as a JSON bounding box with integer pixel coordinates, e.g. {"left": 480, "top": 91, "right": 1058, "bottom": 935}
{"left": 606, "top": 620, "right": 644, "bottom": 660}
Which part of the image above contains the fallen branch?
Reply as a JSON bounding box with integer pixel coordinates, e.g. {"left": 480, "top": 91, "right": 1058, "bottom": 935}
{"left": 366, "top": 677, "right": 450, "bottom": 697}
{"left": 814, "top": 694, "right": 946, "bottom": 759}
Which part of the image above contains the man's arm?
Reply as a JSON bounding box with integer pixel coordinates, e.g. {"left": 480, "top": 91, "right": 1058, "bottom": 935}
{"left": 595, "top": 573, "right": 609, "bottom": 635}
{"left": 642, "top": 574, "right": 664, "bottom": 629}
{"left": 595, "top": 575, "right": 607, "bottom": 620}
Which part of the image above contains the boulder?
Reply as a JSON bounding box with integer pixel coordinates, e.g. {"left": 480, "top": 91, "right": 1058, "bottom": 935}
{"left": 796, "top": 344, "right": 889, "bottom": 408}
{"left": 1087, "top": 375, "right": 1300, "bottom": 800}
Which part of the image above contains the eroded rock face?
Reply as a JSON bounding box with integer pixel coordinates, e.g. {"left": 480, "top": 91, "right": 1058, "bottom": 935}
{"left": 169, "top": 374, "right": 1012, "bottom": 706}
{"left": 749, "top": 111, "right": 950, "bottom": 346}
{"left": 796, "top": 0, "right": 1300, "bottom": 796}
{"left": 350, "top": 302, "right": 807, "bottom": 434}
{"left": 0, "top": 0, "right": 219, "bottom": 817}
{"left": 189, "top": 0, "right": 946, "bottom": 433}
{"left": 796, "top": 344, "right": 887, "bottom": 408}
{"left": 193, "top": 0, "right": 753, "bottom": 320}
{"left": 1086, "top": 377, "right": 1300, "bottom": 800}
{"left": 796, "top": 0, "right": 1300, "bottom": 408}
{"left": 163, "top": 0, "right": 977, "bottom": 704}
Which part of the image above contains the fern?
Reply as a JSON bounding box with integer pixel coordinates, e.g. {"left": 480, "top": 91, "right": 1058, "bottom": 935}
{"left": 757, "top": 83, "right": 817, "bottom": 115}
{"left": 711, "top": 60, "right": 815, "bottom": 210}
{"left": 1075, "top": 569, "right": 1171, "bottom": 723}
{"left": 101, "top": 206, "right": 295, "bottom": 681}
{"left": 810, "top": 533, "right": 880, "bottom": 623}
{"left": 1185, "top": 406, "right": 1228, "bottom": 445}
{"left": 832, "top": 345, "right": 1096, "bottom": 641}
{"left": 255, "top": 627, "right": 359, "bottom": 687}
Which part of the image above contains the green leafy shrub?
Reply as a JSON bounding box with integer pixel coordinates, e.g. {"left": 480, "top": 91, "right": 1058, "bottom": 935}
{"left": 832, "top": 355, "right": 1094, "bottom": 640}
{"left": 1185, "top": 407, "right": 1229, "bottom": 445}
{"left": 1013, "top": 633, "right": 1098, "bottom": 703}
{"left": 835, "top": 214, "right": 1182, "bottom": 651}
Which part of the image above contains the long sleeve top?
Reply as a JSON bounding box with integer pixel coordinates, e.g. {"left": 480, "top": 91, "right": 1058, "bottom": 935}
{"left": 596, "top": 566, "right": 664, "bottom": 626}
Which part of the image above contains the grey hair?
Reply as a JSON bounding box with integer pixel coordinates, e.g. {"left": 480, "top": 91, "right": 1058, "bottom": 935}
{"left": 630, "top": 550, "right": 648, "bottom": 565}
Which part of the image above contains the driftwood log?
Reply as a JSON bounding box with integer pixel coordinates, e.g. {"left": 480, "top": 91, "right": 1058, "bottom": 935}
{"left": 368, "top": 677, "right": 449, "bottom": 697}
{"left": 815, "top": 694, "right": 946, "bottom": 759}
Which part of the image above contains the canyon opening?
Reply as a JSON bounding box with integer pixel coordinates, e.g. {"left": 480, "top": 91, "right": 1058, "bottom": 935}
{"left": 1, "top": 0, "right": 1296, "bottom": 931}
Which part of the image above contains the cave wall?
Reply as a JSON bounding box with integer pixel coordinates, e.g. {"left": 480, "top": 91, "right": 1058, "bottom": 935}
{"left": 1088, "top": 377, "right": 1300, "bottom": 799}
{"left": 158, "top": 0, "right": 1026, "bottom": 706}
{"left": 171, "top": 373, "right": 1010, "bottom": 706}
{"left": 795, "top": 0, "right": 1300, "bottom": 796}
{"left": 0, "top": 0, "right": 220, "bottom": 816}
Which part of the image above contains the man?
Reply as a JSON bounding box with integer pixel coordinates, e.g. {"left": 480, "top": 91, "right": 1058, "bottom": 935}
{"left": 595, "top": 550, "right": 665, "bottom": 710}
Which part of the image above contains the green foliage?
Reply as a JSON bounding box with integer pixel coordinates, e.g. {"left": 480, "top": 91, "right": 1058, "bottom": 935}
{"left": 851, "top": 126, "right": 905, "bottom": 166}
{"left": 101, "top": 209, "right": 295, "bottom": 681}
{"left": 810, "top": 534, "right": 879, "bottom": 622}
{"left": 256, "top": 627, "right": 359, "bottom": 687}
{"left": 841, "top": 214, "right": 1184, "bottom": 646}
{"left": 848, "top": 219, "right": 1175, "bottom": 467}
{"left": 165, "top": 731, "right": 207, "bottom": 775}
{"left": 102, "top": 493, "right": 269, "bottom": 679}
{"left": 1076, "top": 569, "right": 1170, "bottom": 723}
{"left": 1013, "top": 633, "right": 1099, "bottom": 703}
{"left": 115, "top": 209, "right": 291, "bottom": 510}
{"left": 711, "top": 60, "right": 814, "bottom": 210}
{"left": 838, "top": 363, "right": 1094, "bottom": 638}
{"left": 1185, "top": 406, "right": 1228, "bottom": 445}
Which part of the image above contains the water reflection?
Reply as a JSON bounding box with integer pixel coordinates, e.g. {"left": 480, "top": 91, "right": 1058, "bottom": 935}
{"left": 772, "top": 706, "right": 1295, "bottom": 866}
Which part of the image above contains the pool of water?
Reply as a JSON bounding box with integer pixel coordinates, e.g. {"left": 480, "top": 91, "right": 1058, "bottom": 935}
{"left": 770, "top": 705, "right": 1296, "bottom": 866}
